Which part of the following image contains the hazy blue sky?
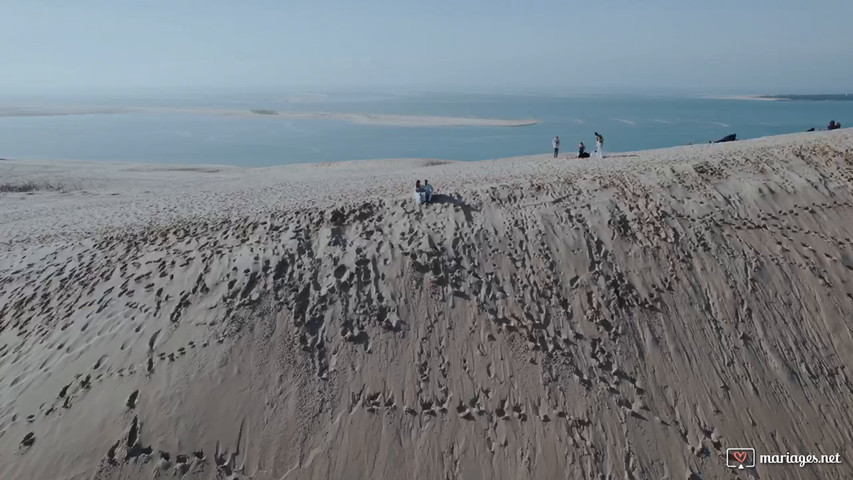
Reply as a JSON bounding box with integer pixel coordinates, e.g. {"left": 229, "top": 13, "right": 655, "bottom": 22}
{"left": 3, "top": 0, "right": 851, "bottom": 94}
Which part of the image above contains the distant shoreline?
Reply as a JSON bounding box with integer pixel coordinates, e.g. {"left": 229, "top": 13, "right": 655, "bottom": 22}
{"left": 701, "top": 95, "right": 781, "bottom": 101}
{"left": 0, "top": 106, "right": 539, "bottom": 128}
{"left": 706, "top": 94, "right": 853, "bottom": 101}
{"left": 759, "top": 94, "right": 853, "bottom": 101}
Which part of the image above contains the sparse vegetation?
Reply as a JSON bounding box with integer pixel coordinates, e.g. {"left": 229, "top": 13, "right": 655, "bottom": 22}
{"left": 0, "top": 178, "right": 75, "bottom": 193}
{"left": 422, "top": 160, "right": 450, "bottom": 167}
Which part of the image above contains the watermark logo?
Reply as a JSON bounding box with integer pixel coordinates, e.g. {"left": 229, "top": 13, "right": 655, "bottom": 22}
{"left": 726, "top": 447, "right": 842, "bottom": 469}
{"left": 727, "top": 448, "right": 756, "bottom": 469}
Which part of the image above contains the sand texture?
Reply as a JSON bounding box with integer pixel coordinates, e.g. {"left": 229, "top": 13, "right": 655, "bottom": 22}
{"left": 2, "top": 130, "right": 853, "bottom": 479}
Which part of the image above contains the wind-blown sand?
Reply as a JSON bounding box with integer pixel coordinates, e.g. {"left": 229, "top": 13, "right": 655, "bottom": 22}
{"left": 0, "top": 106, "right": 539, "bottom": 127}
{"left": 2, "top": 130, "right": 853, "bottom": 479}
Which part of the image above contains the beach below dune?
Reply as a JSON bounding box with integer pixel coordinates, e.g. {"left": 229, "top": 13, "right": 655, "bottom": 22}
{"left": 2, "top": 129, "right": 853, "bottom": 479}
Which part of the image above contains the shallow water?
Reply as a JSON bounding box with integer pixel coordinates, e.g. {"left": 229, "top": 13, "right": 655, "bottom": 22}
{"left": 0, "top": 92, "right": 849, "bottom": 166}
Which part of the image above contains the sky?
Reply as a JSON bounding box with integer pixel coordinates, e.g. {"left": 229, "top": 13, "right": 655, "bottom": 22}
{"left": 2, "top": 0, "right": 852, "bottom": 95}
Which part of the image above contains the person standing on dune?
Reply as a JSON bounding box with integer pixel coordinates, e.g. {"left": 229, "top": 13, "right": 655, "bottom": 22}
{"left": 553, "top": 136, "right": 560, "bottom": 158}
{"left": 594, "top": 132, "right": 604, "bottom": 159}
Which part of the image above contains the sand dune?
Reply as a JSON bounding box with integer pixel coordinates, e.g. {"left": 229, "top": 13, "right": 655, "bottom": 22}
{"left": 0, "top": 106, "right": 539, "bottom": 127}
{"left": 2, "top": 130, "right": 853, "bottom": 479}
{"left": 0, "top": 106, "right": 130, "bottom": 117}
{"left": 699, "top": 95, "right": 783, "bottom": 101}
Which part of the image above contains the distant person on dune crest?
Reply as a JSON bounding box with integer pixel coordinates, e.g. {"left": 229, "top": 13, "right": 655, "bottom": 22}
{"left": 553, "top": 136, "right": 560, "bottom": 158}
{"left": 578, "top": 142, "right": 590, "bottom": 158}
{"left": 594, "top": 132, "right": 604, "bottom": 158}
{"left": 828, "top": 120, "right": 841, "bottom": 130}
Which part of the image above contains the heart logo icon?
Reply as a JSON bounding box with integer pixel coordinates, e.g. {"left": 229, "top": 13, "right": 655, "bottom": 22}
{"left": 733, "top": 451, "right": 748, "bottom": 464}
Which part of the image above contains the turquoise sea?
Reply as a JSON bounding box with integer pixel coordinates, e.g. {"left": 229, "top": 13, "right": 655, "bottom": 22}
{"left": 0, "top": 92, "right": 850, "bottom": 166}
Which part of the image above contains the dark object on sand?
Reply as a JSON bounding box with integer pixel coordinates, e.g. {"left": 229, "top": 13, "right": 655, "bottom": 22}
{"left": 578, "top": 152, "right": 590, "bottom": 158}
{"left": 827, "top": 120, "right": 841, "bottom": 130}
{"left": 714, "top": 133, "right": 737, "bottom": 143}
{"left": 806, "top": 127, "right": 815, "bottom": 132}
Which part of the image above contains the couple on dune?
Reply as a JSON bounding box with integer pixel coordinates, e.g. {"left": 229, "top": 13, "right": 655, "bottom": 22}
{"left": 414, "top": 179, "right": 434, "bottom": 205}
{"left": 554, "top": 132, "right": 604, "bottom": 159}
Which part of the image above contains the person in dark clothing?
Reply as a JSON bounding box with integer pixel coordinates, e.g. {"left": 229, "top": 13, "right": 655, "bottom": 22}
{"left": 578, "top": 142, "right": 590, "bottom": 158}
{"left": 423, "top": 179, "right": 434, "bottom": 203}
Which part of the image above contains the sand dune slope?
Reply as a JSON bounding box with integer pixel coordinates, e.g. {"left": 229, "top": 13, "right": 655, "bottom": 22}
{"left": 2, "top": 131, "right": 853, "bottom": 479}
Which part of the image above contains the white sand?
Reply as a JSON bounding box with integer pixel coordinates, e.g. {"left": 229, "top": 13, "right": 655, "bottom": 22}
{"left": 0, "top": 106, "right": 539, "bottom": 127}
{"left": 2, "top": 129, "right": 853, "bottom": 479}
{"left": 699, "top": 94, "right": 782, "bottom": 101}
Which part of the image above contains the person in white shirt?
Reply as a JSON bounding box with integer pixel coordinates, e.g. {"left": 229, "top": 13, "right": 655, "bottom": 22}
{"left": 553, "top": 136, "right": 560, "bottom": 158}
{"left": 414, "top": 180, "right": 426, "bottom": 204}
{"left": 594, "top": 132, "right": 604, "bottom": 159}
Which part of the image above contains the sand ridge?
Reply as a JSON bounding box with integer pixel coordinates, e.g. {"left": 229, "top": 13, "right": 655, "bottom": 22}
{"left": 0, "top": 106, "right": 539, "bottom": 127}
{"left": 1, "top": 130, "right": 853, "bottom": 479}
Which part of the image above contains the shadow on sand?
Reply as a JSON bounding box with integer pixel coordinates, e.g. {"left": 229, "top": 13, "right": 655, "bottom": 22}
{"left": 425, "top": 193, "right": 480, "bottom": 222}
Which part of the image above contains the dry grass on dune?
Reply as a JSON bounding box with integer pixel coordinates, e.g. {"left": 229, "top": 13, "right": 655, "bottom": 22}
{"left": 0, "top": 177, "right": 78, "bottom": 193}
